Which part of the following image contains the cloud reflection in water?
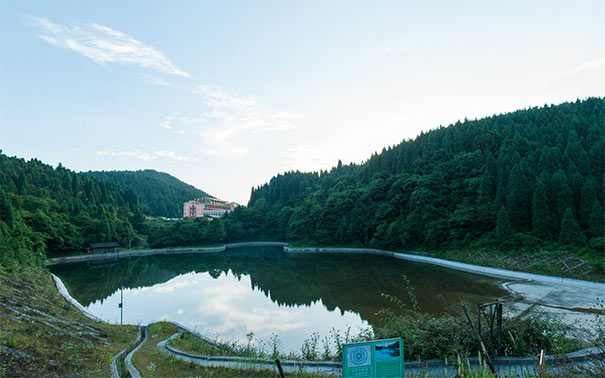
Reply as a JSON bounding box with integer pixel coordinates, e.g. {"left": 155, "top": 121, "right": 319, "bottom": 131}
{"left": 85, "top": 270, "right": 368, "bottom": 353}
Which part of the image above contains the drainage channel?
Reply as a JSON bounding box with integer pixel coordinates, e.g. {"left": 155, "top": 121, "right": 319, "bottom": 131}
{"left": 110, "top": 326, "right": 146, "bottom": 378}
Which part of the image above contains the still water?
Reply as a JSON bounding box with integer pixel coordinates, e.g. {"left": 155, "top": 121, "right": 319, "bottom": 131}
{"left": 51, "top": 247, "right": 510, "bottom": 353}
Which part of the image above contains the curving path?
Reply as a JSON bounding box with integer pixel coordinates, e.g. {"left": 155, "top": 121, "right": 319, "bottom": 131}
{"left": 124, "top": 326, "right": 148, "bottom": 378}
{"left": 110, "top": 326, "right": 143, "bottom": 378}
{"left": 156, "top": 330, "right": 604, "bottom": 377}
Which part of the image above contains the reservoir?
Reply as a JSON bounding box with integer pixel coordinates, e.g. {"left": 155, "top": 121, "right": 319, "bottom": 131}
{"left": 50, "top": 246, "right": 510, "bottom": 353}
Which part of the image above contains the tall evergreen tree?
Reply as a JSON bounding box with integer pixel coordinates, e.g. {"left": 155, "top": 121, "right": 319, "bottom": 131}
{"left": 551, "top": 170, "right": 573, "bottom": 233}
{"left": 579, "top": 180, "right": 597, "bottom": 229}
{"left": 559, "top": 208, "right": 586, "bottom": 245}
{"left": 506, "top": 163, "right": 532, "bottom": 231}
{"left": 532, "top": 180, "right": 551, "bottom": 239}
{"left": 495, "top": 207, "right": 514, "bottom": 243}
{"left": 588, "top": 200, "right": 604, "bottom": 239}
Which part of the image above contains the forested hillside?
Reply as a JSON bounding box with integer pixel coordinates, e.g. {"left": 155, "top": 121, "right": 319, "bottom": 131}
{"left": 0, "top": 153, "right": 144, "bottom": 269}
{"left": 2, "top": 98, "right": 603, "bottom": 268}
{"left": 86, "top": 170, "right": 210, "bottom": 218}
{"left": 223, "top": 98, "right": 604, "bottom": 251}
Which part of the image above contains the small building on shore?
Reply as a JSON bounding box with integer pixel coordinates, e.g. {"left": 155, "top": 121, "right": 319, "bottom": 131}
{"left": 183, "top": 197, "right": 237, "bottom": 219}
{"left": 86, "top": 242, "right": 120, "bottom": 254}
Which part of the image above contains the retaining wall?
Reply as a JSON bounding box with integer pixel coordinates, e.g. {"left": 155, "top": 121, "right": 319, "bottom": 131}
{"left": 283, "top": 246, "right": 605, "bottom": 289}
{"left": 46, "top": 242, "right": 288, "bottom": 266}
{"left": 47, "top": 243, "right": 604, "bottom": 290}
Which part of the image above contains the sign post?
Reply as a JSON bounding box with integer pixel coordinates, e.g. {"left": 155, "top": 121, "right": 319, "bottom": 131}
{"left": 342, "top": 338, "right": 404, "bottom": 378}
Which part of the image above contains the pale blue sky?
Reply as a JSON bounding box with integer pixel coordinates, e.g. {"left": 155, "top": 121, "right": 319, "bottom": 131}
{"left": 1, "top": 1, "right": 604, "bottom": 204}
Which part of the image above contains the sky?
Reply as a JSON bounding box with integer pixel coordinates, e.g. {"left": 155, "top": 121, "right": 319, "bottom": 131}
{"left": 1, "top": 1, "right": 604, "bottom": 205}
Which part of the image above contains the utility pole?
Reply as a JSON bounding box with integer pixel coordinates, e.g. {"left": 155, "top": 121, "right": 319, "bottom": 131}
{"left": 118, "top": 286, "right": 124, "bottom": 325}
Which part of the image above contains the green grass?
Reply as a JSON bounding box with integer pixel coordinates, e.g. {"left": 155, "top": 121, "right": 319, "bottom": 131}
{"left": 169, "top": 332, "right": 241, "bottom": 357}
{"left": 0, "top": 267, "right": 138, "bottom": 377}
{"left": 133, "top": 322, "right": 333, "bottom": 377}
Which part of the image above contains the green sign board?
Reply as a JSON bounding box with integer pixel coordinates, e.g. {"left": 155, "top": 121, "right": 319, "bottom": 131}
{"left": 342, "top": 338, "right": 404, "bottom": 378}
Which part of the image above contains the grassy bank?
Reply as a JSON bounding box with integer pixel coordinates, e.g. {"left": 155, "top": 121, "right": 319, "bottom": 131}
{"left": 1, "top": 265, "right": 601, "bottom": 377}
{"left": 432, "top": 248, "right": 604, "bottom": 282}
{"left": 131, "top": 322, "right": 333, "bottom": 377}
{"left": 0, "top": 268, "right": 138, "bottom": 377}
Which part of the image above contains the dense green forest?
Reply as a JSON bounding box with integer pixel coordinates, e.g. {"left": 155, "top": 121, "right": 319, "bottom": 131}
{"left": 0, "top": 153, "right": 145, "bottom": 269}
{"left": 202, "top": 97, "right": 603, "bottom": 252}
{"left": 86, "top": 169, "right": 210, "bottom": 218}
{"left": 2, "top": 98, "right": 604, "bottom": 272}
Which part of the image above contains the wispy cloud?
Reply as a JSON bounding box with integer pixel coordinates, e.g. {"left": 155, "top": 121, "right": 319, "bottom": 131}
{"left": 376, "top": 45, "right": 408, "bottom": 53}
{"left": 96, "top": 149, "right": 196, "bottom": 161}
{"left": 145, "top": 75, "right": 175, "bottom": 87}
{"left": 26, "top": 16, "right": 190, "bottom": 77}
{"left": 282, "top": 140, "right": 335, "bottom": 173}
{"left": 162, "top": 85, "right": 299, "bottom": 158}
{"left": 572, "top": 56, "right": 605, "bottom": 74}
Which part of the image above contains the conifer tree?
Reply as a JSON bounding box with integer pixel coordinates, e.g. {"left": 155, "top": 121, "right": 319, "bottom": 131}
{"left": 579, "top": 180, "right": 597, "bottom": 229}
{"left": 551, "top": 170, "right": 573, "bottom": 233}
{"left": 559, "top": 208, "right": 586, "bottom": 245}
{"left": 532, "top": 180, "right": 551, "bottom": 239}
{"left": 588, "top": 200, "right": 604, "bottom": 238}
{"left": 506, "top": 163, "right": 532, "bottom": 231}
{"left": 495, "top": 207, "right": 514, "bottom": 243}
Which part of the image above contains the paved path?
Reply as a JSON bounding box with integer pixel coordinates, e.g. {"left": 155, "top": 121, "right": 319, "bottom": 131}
{"left": 109, "top": 327, "right": 143, "bottom": 378}
{"left": 124, "top": 326, "right": 147, "bottom": 378}
{"left": 157, "top": 331, "right": 604, "bottom": 376}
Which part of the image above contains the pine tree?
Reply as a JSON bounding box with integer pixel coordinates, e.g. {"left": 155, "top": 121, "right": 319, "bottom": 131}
{"left": 551, "top": 170, "right": 573, "bottom": 233}
{"left": 532, "top": 180, "right": 551, "bottom": 239}
{"left": 506, "top": 163, "right": 532, "bottom": 231}
{"left": 559, "top": 208, "right": 586, "bottom": 245}
{"left": 579, "top": 180, "right": 597, "bottom": 229}
{"left": 0, "top": 189, "right": 15, "bottom": 227}
{"left": 495, "top": 207, "right": 514, "bottom": 243}
{"left": 588, "top": 200, "right": 604, "bottom": 238}
{"left": 16, "top": 171, "right": 27, "bottom": 195}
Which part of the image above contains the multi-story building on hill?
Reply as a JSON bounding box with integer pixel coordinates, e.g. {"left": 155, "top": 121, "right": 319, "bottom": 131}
{"left": 183, "top": 197, "right": 237, "bottom": 219}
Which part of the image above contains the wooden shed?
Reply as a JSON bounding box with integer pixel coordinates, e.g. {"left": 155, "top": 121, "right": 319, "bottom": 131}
{"left": 86, "top": 242, "right": 120, "bottom": 254}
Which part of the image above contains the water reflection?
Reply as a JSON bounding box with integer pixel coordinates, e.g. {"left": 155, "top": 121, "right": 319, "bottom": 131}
{"left": 51, "top": 247, "right": 509, "bottom": 353}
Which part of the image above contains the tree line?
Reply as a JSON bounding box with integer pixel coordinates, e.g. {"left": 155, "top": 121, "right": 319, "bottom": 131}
{"left": 2, "top": 98, "right": 603, "bottom": 271}
{"left": 224, "top": 97, "right": 604, "bottom": 251}
{"left": 0, "top": 153, "right": 144, "bottom": 270}
{"left": 86, "top": 169, "right": 210, "bottom": 218}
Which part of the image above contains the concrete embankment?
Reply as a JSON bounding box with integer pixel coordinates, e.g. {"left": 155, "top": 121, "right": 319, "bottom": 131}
{"left": 225, "top": 241, "right": 288, "bottom": 248}
{"left": 283, "top": 246, "right": 604, "bottom": 288}
{"left": 284, "top": 246, "right": 605, "bottom": 338}
{"left": 48, "top": 242, "right": 604, "bottom": 338}
{"left": 45, "top": 242, "right": 287, "bottom": 266}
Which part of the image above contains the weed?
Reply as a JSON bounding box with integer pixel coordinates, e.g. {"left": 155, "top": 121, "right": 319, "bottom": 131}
{"left": 301, "top": 332, "right": 320, "bottom": 360}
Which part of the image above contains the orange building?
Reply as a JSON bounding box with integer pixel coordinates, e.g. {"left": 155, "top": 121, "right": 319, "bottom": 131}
{"left": 183, "top": 197, "right": 237, "bottom": 219}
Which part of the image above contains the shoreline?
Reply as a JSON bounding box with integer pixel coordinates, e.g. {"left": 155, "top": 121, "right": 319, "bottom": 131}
{"left": 49, "top": 243, "right": 604, "bottom": 340}
{"left": 48, "top": 272, "right": 603, "bottom": 377}
{"left": 283, "top": 246, "right": 604, "bottom": 289}
{"left": 48, "top": 242, "right": 603, "bottom": 288}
